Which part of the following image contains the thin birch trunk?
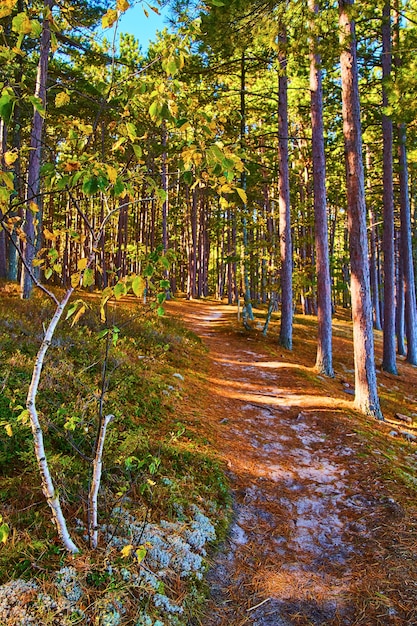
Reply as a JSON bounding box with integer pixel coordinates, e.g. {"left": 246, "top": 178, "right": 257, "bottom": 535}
{"left": 88, "top": 414, "right": 113, "bottom": 549}
{"left": 27, "top": 287, "right": 79, "bottom": 553}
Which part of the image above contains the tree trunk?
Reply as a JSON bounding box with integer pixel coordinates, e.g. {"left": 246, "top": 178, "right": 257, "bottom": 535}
{"left": 278, "top": 28, "right": 293, "bottom": 349}
{"left": 0, "top": 120, "right": 7, "bottom": 279}
{"left": 21, "top": 0, "right": 53, "bottom": 298}
{"left": 240, "top": 52, "right": 254, "bottom": 321}
{"left": 339, "top": 0, "right": 383, "bottom": 419}
{"left": 381, "top": 2, "right": 398, "bottom": 374}
{"left": 309, "top": 0, "right": 334, "bottom": 376}
{"left": 398, "top": 123, "right": 417, "bottom": 365}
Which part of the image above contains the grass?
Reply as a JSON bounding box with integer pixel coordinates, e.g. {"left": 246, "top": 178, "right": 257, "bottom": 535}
{"left": 0, "top": 285, "right": 231, "bottom": 625}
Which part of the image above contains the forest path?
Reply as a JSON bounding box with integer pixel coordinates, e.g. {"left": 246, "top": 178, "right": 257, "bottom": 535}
{"left": 166, "top": 300, "right": 415, "bottom": 626}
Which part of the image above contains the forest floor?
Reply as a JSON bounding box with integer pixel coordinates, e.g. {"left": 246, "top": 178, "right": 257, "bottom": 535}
{"left": 166, "top": 299, "right": 417, "bottom": 626}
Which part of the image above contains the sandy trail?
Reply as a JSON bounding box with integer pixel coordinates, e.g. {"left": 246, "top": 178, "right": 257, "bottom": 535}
{"left": 167, "top": 301, "right": 409, "bottom": 626}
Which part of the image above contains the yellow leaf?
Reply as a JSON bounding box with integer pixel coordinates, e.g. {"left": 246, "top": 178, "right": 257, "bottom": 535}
{"left": 0, "top": 171, "right": 14, "bottom": 190}
{"left": 71, "top": 305, "right": 86, "bottom": 327}
{"left": 136, "top": 545, "right": 147, "bottom": 564}
{"left": 0, "top": 0, "right": 18, "bottom": 19}
{"left": 117, "top": 0, "right": 130, "bottom": 11}
{"left": 71, "top": 272, "right": 81, "bottom": 288}
{"left": 77, "top": 258, "right": 88, "bottom": 271}
{"left": 4, "top": 150, "right": 18, "bottom": 166}
{"left": 121, "top": 544, "right": 133, "bottom": 558}
{"left": 29, "top": 201, "right": 39, "bottom": 214}
{"left": 102, "top": 8, "right": 118, "bottom": 28}
{"left": 106, "top": 164, "right": 118, "bottom": 184}
{"left": 5, "top": 424, "right": 12, "bottom": 437}
{"left": 236, "top": 187, "right": 247, "bottom": 204}
{"left": 55, "top": 91, "right": 70, "bottom": 108}
{"left": 43, "top": 228, "right": 57, "bottom": 241}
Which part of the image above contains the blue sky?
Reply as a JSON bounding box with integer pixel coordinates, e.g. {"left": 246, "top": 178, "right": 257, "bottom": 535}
{"left": 117, "top": 2, "right": 172, "bottom": 50}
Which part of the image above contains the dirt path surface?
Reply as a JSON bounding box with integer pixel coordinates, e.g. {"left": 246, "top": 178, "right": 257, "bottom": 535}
{"left": 167, "top": 300, "right": 417, "bottom": 626}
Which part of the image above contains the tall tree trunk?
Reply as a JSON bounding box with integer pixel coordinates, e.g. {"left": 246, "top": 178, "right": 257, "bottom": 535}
{"left": 240, "top": 52, "right": 254, "bottom": 321}
{"left": 309, "top": 0, "right": 334, "bottom": 376}
{"left": 161, "top": 123, "right": 170, "bottom": 296}
{"left": 381, "top": 2, "right": 398, "bottom": 374}
{"left": 0, "top": 120, "right": 7, "bottom": 279}
{"left": 366, "top": 145, "right": 382, "bottom": 331}
{"left": 392, "top": 0, "right": 417, "bottom": 364}
{"left": 398, "top": 123, "right": 417, "bottom": 365}
{"left": 278, "top": 28, "right": 293, "bottom": 349}
{"left": 339, "top": 0, "right": 383, "bottom": 419}
{"left": 21, "top": 0, "right": 53, "bottom": 298}
{"left": 395, "top": 230, "right": 406, "bottom": 355}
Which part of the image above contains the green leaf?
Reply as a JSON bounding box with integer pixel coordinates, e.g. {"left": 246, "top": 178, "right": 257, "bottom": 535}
{"left": 82, "top": 176, "right": 99, "bottom": 195}
{"left": 183, "top": 170, "right": 193, "bottom": 185}
{"left": 17, "top": 409, "right": 30, "bottom": 425}
{"left": 136, "top": 545, "right": 147, "bottom": 564}
{"left": 149, "top": 100, "right": 162, "bottom": 120}
{"left": 44, "top": 268, "right": 52, "bottom": 280}
{"left": 157, "top": 306, "right": 165, "bottom": 316}
{"left": 132, "top": 145, "right": 142, "bottom": 160}
{"left": 0, "top": 522, "right": 9, "bottom": 544}
{"left": 66, "top": 300, "right": 80, "bottom": 320}
{"left": 132, "top": 275, "right": 144, "bottom": 297}
{"left": 125, "top": 122, "right": 137, "bottom": 141}
{"left": 12, "top": 12, "right": 33, "bottom": 35}
{"left": 0, "top": 94, "right": 15, "bottom": 124}
{"left": 114, "top": 281, "right": 127, "bottom": 300}
{"left": 156, "top": 189, "right": 167, "bottom": 203}
{"left": 28, "top": 96, "right": 45, "bottom": 118}
{"left": 83, "top": 268, "right": 94, "bottom": 287}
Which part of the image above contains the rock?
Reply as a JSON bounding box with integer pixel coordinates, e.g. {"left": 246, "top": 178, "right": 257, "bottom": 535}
{"left": 219, "top": 418, "right": 229, "bottom": 424}
{"left": 395, "top": 412, "right": 413, "bottom": 425}
{"left": 389, "top": 430, "right": 399, "bottom": 437}
{"left": 343, "top": 388, "right": 355, "bottom": 395}
{"left": 342, "top": 382, "right": 350, "bottom": 388}
{"left": 400, "top": 431, "right": 417, "bottom": 442}
{"left": 173, "top": 373, "right": 184, "bottom": 381}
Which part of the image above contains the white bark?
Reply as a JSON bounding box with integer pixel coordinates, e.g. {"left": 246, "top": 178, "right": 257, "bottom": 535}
{"left": 88, "top": 414, "right": 114, "bottom": 549}
{"left": 26, "top": 287, "right": 79, "bottom": 553}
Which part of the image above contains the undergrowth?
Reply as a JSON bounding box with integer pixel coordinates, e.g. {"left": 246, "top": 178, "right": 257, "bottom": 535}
{"left": 0, "top": 285, "right": 231, "bottom": 625}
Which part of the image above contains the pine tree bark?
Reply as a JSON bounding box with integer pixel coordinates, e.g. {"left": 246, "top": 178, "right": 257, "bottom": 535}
{"left": 309, "top": 0, "right": 334, "bottom": 376}
{"left": 240, "top": 52, "right": 254, "bottom": 321}
{"left": 339, "top": 0, "right": 383, "bottom": 419}
{"left": 278, "top": 28, "right": 293, "bottom": 349}
{"left": 398, "top": 123, "right": 417, "bottom": 365}
{"left": 0, "top": 120, "right": 7, "bottom": 279}
{"left": 21, "top": 0, "right": 54, "bottom": 298}
{"left": 381, "top": 2, "right": 398, "bottom": 374}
